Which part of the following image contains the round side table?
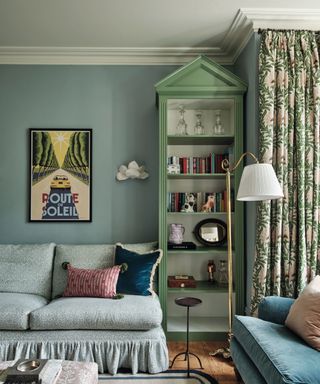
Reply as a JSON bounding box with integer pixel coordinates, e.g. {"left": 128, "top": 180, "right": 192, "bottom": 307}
{"left": 170, "top": 297, "right": 203, "bottom": 377}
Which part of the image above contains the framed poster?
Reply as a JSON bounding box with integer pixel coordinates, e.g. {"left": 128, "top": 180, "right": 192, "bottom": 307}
{"left": 29, "top": 128, "right": 92, "bottom": 222}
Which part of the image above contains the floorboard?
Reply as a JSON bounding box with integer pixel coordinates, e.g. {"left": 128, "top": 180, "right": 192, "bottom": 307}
{"left": 167, "top": 341, "right": 242, "bottom": 384}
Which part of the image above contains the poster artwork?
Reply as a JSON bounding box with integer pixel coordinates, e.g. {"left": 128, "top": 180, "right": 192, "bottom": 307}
{"left": 29, "top": 129, "right": 92, "bottom": 222}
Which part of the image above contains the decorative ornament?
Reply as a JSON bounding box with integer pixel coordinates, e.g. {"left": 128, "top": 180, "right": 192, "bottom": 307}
{"left": 116, "top": 161, "right": 149, "bottom": 181}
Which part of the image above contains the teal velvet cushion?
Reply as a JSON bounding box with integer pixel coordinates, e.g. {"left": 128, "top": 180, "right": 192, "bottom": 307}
{"left": 115, "top": 244, "right": 162, "bottom": 296}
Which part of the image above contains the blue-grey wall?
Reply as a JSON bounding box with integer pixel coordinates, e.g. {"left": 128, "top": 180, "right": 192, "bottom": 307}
{"left": 0, "top": 57, "right": 258, "bottom": 309}
{"left": 0, "top": 65, "right": 178, "bottom": 244}
{"left": 233, "top": 33, "right": 260, "bottom": 313}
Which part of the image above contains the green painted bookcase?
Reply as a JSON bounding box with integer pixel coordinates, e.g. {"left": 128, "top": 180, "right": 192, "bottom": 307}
{"left": 155, "top": 56, "right": 247, "bottom": 341}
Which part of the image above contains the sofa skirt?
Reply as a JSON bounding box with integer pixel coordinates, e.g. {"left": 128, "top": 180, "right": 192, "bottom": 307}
{"left": 0, "top": 326, "right": 169, "bottom": 374}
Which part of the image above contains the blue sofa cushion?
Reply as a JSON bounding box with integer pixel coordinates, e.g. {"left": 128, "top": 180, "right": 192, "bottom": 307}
{"left": 115, "top": 244, "right": 162, "bottom": 296}
{"left": 0, "top": 293, "right": 48, "bottom": 330}
{"left": 258, "top": 296, "right": 295, "bottom": 325}
{"left": 0, "top": 244, "right": 55, "bottom": 299}
{"left": 233, "top": 315, "right": 320, "bottom": 384}
{"left": 30, "top": 295, "right": 162, "bottom": 331}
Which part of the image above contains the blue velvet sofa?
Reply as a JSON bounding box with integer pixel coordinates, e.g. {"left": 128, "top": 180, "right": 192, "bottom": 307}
{"left": 0, "top": 243, "right": 169, "bottom": 374}
{"left": 231, "top": 296, "right": 320, "bottom": 384}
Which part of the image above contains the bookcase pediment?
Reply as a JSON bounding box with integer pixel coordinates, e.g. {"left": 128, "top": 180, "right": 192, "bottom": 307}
{"left": 155, "top": 55, "right": 247, "bottom": 95}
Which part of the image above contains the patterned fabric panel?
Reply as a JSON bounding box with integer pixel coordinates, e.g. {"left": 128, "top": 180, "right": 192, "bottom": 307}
{"left": 0, "top": 243, "right": 55, "bottom": 299}
{"left": 63, "top": 265, "right": 121, "bottom": 298}
{"left": 252, "top": 30, "right": 320, "bottom": 314}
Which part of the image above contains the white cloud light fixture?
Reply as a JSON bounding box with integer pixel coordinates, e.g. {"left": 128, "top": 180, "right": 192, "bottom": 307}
{"left": 116, "top": 161, "right": 149, "bottom": 181}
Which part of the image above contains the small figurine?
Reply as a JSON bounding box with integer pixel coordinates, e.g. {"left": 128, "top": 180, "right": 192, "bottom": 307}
{"left": 201, "top": 194, "right": 215, "bottom": 212}
{"left": 207, "top": 260, "right": 216, "bottom": 282}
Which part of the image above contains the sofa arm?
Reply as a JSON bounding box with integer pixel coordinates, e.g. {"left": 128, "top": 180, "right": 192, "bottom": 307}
{"left": 258, "top": 296, "right": 295, "bottom": 325}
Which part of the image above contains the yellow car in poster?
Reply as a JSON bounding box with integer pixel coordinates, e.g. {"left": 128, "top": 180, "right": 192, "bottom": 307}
{"left": 50, "top": 175, "right": 71, "bottom": 189}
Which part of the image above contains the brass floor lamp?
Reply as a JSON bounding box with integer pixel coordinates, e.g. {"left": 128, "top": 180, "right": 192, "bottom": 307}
{"left": 210, "top": 152, "right": 283, "bottom": 359}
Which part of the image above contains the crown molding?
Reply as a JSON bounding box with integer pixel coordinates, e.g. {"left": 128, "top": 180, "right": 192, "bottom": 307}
{"left": 221, "top": 9, "right": 254, "bottom": 64}
{"left": 0, "top": 46, "right": 229, "bottom": 66}
{"left": 0, "top": 8, "right": 320, "bottom": 65}
{"left": 241, "top": 8, "right": 320, "bottom": 31}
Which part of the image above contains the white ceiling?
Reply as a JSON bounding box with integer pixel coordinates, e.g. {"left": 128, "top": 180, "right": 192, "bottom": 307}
{"left": 0, "top": 0, "right": 320, "bottom": 64}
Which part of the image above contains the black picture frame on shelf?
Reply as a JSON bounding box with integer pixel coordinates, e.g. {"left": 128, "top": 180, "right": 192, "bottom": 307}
{"left": 29, "top": 128, "right": 92, "bottom": 222}
{"left": 193, "top": 218, "right": 227, "bottom": 247}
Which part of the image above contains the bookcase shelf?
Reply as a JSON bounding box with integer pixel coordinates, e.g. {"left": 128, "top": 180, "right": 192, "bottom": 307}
{"left": 168, "top": 173, "right": 228, "bottom": 179}
{"left": 167, "top": 246, "right": 229, "bottom": 254}
{"left": 167, "top": 280, "right": 229, "bottom": 293}
{"left": 156, "top": 55, "right": 246, "bottom": 341}
{"left": 167, "top": 135, "right": 234, "bottom": 145}
{"left": 167, "top": 316, "right": 228, "bottom": 333}
{"left": 167, "top": 212, "right": 233, "bottom": 215}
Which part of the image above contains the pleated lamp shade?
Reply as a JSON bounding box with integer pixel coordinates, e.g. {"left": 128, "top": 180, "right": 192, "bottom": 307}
{"left": 237, "top": 163, "right": 284, "bottom": 201}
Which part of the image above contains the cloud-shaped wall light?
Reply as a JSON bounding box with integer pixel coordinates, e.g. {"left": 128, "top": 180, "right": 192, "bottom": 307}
{"left": 116, "top": 161, "right": 149, "bottom": 181}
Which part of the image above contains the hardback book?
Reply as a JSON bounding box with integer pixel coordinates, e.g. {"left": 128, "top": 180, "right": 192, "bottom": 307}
{"left": 168, "top": 241, "right": 196, "bottom": 250}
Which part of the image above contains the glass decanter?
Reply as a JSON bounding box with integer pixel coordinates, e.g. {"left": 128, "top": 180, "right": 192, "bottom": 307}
{"left": 194, "top": 110, "right": 205, "bottom": 135}
{"left": 176, "top": 105, "right": 188, "bottom": 135}
{"left": 213, "top": 110, "right": 224, "bottom": 135}
{"left": 217, "top": 259, "right": 228, "bottom": 285}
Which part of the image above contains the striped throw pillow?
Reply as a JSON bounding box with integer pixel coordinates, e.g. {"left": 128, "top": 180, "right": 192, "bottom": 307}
{"left": 63, "top": 264, "right": 121, "bottom": 298}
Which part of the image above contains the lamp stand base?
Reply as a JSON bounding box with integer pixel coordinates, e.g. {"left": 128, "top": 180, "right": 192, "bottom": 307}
{"left": 209, "top": 346, "right": 231, "bottom": 359}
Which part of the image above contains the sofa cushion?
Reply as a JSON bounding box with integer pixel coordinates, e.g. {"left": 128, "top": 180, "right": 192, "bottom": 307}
{"left": 285, "top": 275, "right": 320, "bottom": 350}
{"left": 52, "top": 242, "right": 157, "bottom": 299}
{"left": 115, "top": 244, "right": 162, "bottom": 296}
{"left": 63, "top": 264, "right": 121, "bottom": 298}
{"left": 0, "top": 293, "right": 48, "bottom": 330}
{"left": 0, "top": 244, "right": 55, "bottom": 299}
{"left": 233, "top": 315, "right": 320, "bottom": 384}
{"left": 258, "top": 296, "right": 295, "bottom": 325}
{"left": 30, "top": 295, "right": 162, "bottom": 331}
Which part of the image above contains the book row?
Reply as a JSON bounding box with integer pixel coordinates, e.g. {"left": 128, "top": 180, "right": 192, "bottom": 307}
{"left": 167, "top": 147, "right": 234, "bottom": 175}
{"left": 167, "top": 191, "right": 234, "bottom": 213}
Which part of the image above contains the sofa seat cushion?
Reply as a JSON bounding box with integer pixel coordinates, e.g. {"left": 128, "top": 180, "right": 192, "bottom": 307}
{"left": 0, "top": 293, "right": 48, "bottom": 330}
{"left": 30, "top": 295, "right": 162, "bottom": 331}
{"left": 233, "top": 315, "right": 320, "bottom": 384}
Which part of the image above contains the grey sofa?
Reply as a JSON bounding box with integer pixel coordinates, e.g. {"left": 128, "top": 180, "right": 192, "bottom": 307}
{"left": 0, "top": 243, "right": 169, "bottom": 374}
{"left": 231, "top": 296, "right": 320, "bottom": 384}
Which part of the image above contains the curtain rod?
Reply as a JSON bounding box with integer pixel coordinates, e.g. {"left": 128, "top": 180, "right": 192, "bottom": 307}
{"left": 258, "top": 28, "right": 320, "bottom": 34}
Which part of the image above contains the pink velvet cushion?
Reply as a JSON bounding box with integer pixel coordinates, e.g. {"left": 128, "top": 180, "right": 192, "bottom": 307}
{"left": 63, "top": 264, "right": 121, "bottom": 298}
{"left": 285, "top": 275, "right": 320, "bottom": 350}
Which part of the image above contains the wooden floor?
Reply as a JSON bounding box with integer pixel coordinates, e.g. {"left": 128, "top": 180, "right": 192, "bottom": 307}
{"left": 167, "top": 341, "right": 241, "bottom": 384}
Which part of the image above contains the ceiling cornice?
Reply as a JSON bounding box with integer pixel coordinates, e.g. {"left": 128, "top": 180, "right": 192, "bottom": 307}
{"left": 0, "top": 46, "right": 226, "bottom": 66}
{"left": 240, "top": 8, "right": 320, "bottom": 31}
{"left": 0, "top": 8, "right": 320, "bottom": 66}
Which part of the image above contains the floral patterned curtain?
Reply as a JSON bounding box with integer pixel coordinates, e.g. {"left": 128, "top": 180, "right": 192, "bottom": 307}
{"left": 251, "top": 30, "right": 320, "bottom": 315}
